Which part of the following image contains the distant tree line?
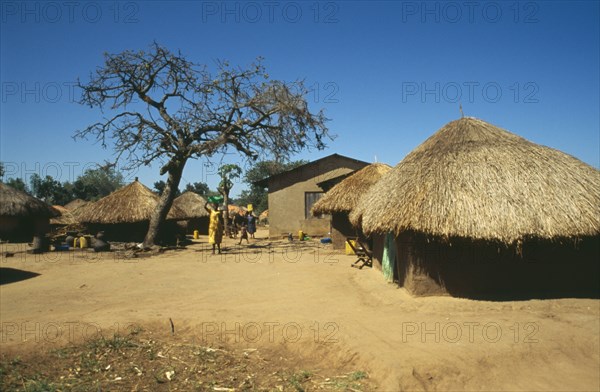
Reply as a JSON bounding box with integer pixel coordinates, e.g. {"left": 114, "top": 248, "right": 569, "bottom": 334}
{"left": 153, "top": 180, "right": 217, "bottom": 198}
{"left": 0, "top": 163, "right": 125, "bottom": 205}
{"left": 0, "top": 159, "right": 305, "bottom": 211}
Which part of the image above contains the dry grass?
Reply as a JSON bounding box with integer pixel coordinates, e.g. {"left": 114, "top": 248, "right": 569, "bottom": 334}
{"left": 350, "top": 117, "right": 600, "bottom": 244}
{"left": 0, "top": 183, "right": 58, "bottom": 218}
{"left": 311, "top": 163, "right": 391, "bottom": 215}
{"left": 0, "top": 326, "right": 372, "bottom": 391}
{"left": 77, "top": 180, "right": 185, "bottom": 224}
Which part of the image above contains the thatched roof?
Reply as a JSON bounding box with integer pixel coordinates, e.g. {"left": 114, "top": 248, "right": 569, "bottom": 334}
{"left": 229, "top": 205, "right": 238, "bottom": 213}
{"left": 65, "top": 199, "right": 89, "bottom": 210}
{"left": 172, "top": 192, "right": 209, "bottom": 219}
{"left": 77, "top": 180, "right": 185, "bottom": 224}
{"left": 63, "top": 199, "right": 93, "bottom": 220}
{"left": 311, "top": 163, "right": 391, "bottom": 215}
{"left": 0, "top": 183, "right": 58, "bottom": 218}
{"left": 50, "top": 205, "right": 77, "bottom": 225}
{"left": 228, "top": 205, "right": 246, "bottom": 215}
{"left": 350, "top": 117, "right": 600, "bottom": 244}
{"left": 70, "top": 201, "right": 93, "bottom": 220}
{"left": 259, "top": 209, "right": 269, "bottom": 221}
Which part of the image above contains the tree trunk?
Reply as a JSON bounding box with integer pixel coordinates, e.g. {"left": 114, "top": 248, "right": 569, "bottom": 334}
{"left": 143, "top": 162, "right": 184, "bottom": 248}
{"left": 223, "top": 191, "right": 230, "bottom": 237}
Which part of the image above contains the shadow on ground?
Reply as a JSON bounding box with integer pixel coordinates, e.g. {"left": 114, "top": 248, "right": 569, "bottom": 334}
{"left": 0, "top": 267, "right": 40, "bottom": 285}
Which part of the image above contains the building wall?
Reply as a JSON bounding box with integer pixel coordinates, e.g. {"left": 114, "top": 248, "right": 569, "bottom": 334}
{"left": 299, "top": 218, "right": 330, "bottom": 237}
{"left": 330, "top": 212, "right": 358, "bottom": 250}
{"left": 395, "top": 232, "right": 600, "bottom": 299}
{"left": 267, "top": 159, "right": 366, "bottom": 238}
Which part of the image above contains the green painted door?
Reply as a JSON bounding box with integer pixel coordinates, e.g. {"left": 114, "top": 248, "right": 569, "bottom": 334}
{"left": 382, "top": 232, "right": 396, "bottom": 282}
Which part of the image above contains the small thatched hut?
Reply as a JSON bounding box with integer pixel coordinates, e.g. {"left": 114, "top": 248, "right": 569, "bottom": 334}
{"left": 172, "top": 192, "right": 209, "bottom": 235}
{"left": 50, "top": 205, "right": 77, "bottom": 226}
{"left": 65, "top": 198, "right": 88, "bottom": 210}
{"left": 311, "top": 163, "right": 391, "bottom": 251}
{"left": 351, "top": 117, "right": 600, "bottom": 299}
{"left": 227, "top": 204, "right": 246, "bottom": 215}
{"left": 258, "top": 209, "right": 269, "bottom": 225}
{"left": 77, "top": 179, "right": 185, "bottom": 242}
{"left": 65, "top": 199, "right": 93, "bottom": 222}
{"left": 0, "top": 183, "right": 59, "bottom": 246}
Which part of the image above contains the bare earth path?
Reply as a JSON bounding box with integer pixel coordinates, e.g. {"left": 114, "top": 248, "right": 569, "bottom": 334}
{"left": 1, "top": 228, "right": 599, "bottom": 391}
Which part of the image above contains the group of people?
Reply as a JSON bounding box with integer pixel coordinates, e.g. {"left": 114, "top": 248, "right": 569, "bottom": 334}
{"left": 204, "top": 201, "right": 257, "bottom": 254}
{"left": 232, "top": 207, "right": 257, "bottom": 244}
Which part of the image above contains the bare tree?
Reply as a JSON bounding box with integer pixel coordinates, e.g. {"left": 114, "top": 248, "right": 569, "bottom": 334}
{"left": 75, "top": 43, "right": 330, "bottom": 247}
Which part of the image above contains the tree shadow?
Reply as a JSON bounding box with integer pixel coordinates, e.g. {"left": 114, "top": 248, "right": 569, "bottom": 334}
{"left": 0, "top": 267, "right": 40, "bottom": 285}
{"left": 194, "top": 242, "right": 275, "bottom": 254}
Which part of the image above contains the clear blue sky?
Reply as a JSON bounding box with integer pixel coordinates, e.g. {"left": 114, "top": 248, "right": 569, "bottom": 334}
{"left": 1, "top": 1, "right": 599, "bottom": 197}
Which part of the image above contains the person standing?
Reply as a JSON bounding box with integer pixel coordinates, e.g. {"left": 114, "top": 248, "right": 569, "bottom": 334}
{"left": 238, "top": 219, "right": 249, "bottom": 245}
{"left": 233, "top": 210, "right": 245, "bottom": 238}
{"left": 246, "top": 210, "right": 257, "bottom": 239}
{"left": 204, "top": 202, "right": 223, "bottom": 254}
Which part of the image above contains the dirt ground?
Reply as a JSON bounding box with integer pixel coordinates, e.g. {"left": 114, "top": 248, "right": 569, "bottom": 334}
{"left": 1, "top": 227, "right": 599, "bottom": 391}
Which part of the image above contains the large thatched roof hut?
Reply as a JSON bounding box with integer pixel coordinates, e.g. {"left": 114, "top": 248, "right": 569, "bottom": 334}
{"left": 0, "top": 183, "right": 58, "bottom": 219}
{"left": 0, "top": 183, "right": 58, "bottom": 243}
{"left": 172, "top": 192, "right": 209, "bottom": 235}
{"left": 77, "top": 179, "right": 185, "bottom": 242}
{"left": 351, "top": 117, "right": 600, "bottom": 298}
{"left": 311, "top": 163, "right": 391, "bottom": 250}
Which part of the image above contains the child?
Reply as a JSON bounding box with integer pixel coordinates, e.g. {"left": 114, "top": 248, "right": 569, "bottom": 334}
{"left": 238, "top": 221, "right": 249, "bottom": 245}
